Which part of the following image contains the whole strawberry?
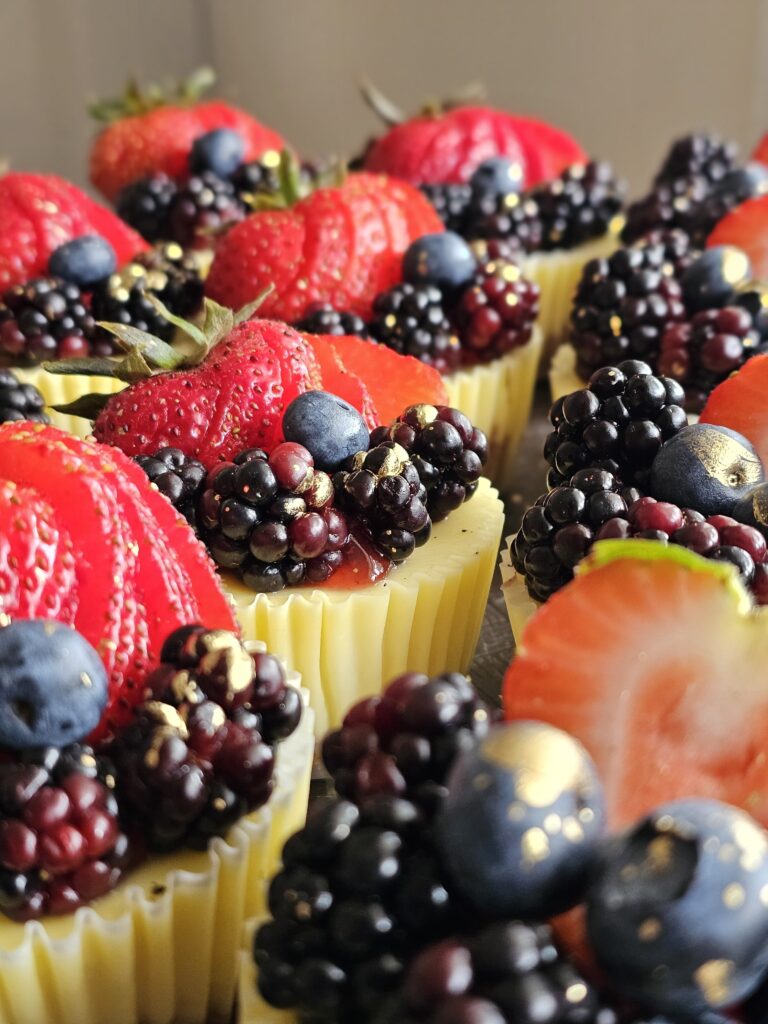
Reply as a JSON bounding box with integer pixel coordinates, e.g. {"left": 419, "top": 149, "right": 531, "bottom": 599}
{"left": 204, "top": 168, "right": 442, "bottom": 320}
{"left": 89, "top": 68, "right": 285, "bottom": 201}
{"left": 0, "top": 173, "right": 146, "bottom": 292}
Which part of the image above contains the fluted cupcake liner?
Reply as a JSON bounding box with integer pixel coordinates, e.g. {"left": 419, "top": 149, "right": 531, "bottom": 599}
{"left": 444, "top": 327, "right": 543, "bottom": 496}
{"left": 520, "top": 231, "right": 620, "bottom": 368}
{"left": 499, "top": 534, "right": 541, "bottom": 645}
{"left": 224, "top": 478, "right": 505, "bottom": 738}
{"left": 548, "top": 341, "right": 585, "bottom": 403}
{"left": 0, "top": 665, "right": 314, "bottom": 1024}
{"left": 13, "top": 366, "right": 124, "bottom": 439}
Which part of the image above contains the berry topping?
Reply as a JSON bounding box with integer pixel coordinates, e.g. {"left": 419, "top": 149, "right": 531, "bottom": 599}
{"left": 369, "top": 283, "right": 462, "bottom": 375}
{"left": 0, "top": 621, "right": 108, "bottom": 750}
{"left": 0, "top": 369, "right": 48, "bottom": 425}
{"left": 48, "top": 235, "right": 117, "bottom": 289}
{"left": 134, "top": 447, "right": 207, "bottom": 529}
{"left": 436, "top": 723, "right": 605, "bottom": 920}
{"left": 419, "top": 183, "right": 473, "bottom": 234}
{"left": 199, "top": 442, "right": 349, "bottom": 591}
{"left": 282, "top": 391, "right": 370, "bottom": 472}
{"left": 402, "top": 232, "right": 477, "bottom": 292}
{"left": 115, "top": 173, "right": 178, "bottom": 244}
{"left": 469, "top": 156, "right": 524, "bottom": 197}
{"left": 679, "top": 246, "right": 752, "bottom": 312}
{"left": 0, "top": 277, "right": 99, "bottom": 365}
{"left": 188, "top": 128, "right": 246, "bottom": 178}
{"left": 654, "top": 133, "right": 739, "bottom": 188}
{"left": 453, "top": 258, "right": 540, "bottom": 363}
{"left": 165, "top": 170, "right": 246, "bottom": 248}
{"left": 295, "top": 303, "right": 369, "bottom": 339}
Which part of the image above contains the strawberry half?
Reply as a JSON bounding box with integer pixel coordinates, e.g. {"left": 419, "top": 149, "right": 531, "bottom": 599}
{"left": 503, "top": 540, "right": 768, "bottom": 829}
{"left": 700, "top": 353, "right": 768, "bottom": 467}
{"left": 707, "top": 194, "right": 768, "bottom": 278}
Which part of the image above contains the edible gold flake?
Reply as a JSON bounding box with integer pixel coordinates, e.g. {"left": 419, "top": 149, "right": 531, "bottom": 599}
{"left": 722, "top": 882, "right": 745, "bottom": 909}
{"left": 695, "top": 960, "right": 733, "bottom": 1006}
{"left": 638, "top": 918, "right": 661, "bottom": 942}
{"left": 482, "top": 724, "right": 594, "bottom": 809}
{"left": 521, "top": 827, "right": 550, "bottom": 865}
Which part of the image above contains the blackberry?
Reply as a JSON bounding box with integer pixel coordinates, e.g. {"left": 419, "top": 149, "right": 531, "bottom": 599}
{"left": 295, "top": 303, "right": 370, "bottom": 339}
{"left": 0, "top": 744, "right": 128, "bottom": 921}
{"left": 659, "top": 306, "right": 763, "bottom": 413}
{"left": 254, "top": 795, "right": 471, "bottom": 1024}
{"left": 370, "top": 405, "right": 488, "bottom": 522}
{"left": 683, "top": 167, "right": 768, "bottom": 246}
{"left": 453, "top": 259, "right": 540, "bottom": 362}
{"left": 369, "top": 284, "right": 461, "bottom": 374}
{"left": 108, "top": 626, "right": 301, "bottom": 851}
{"left": 90, "top": 242, "right": 205, "bottom": 345}
{"left": 333, "top": 442, "right": 430, "bottom": 564}
{"left": 461, "top": 189, "right": 543, "bottom": 252}
{"left": 571, "top": 237, "right": 688, "bottom": 379}
{"left": 419, "top": 183, "right": 473, "bottom": 233}
{"left": 133, "top": 447, "right": 206, "bottom": 528}
{"left": 115, "top": 173, "right": 178, "bottom": 244}
{"left": 529, "top": 161, "right": 625, "bottom": 251}
{"left": 199, "top": 441, "right": 350, "bottom": 592}
{"left": 322, "top": 671, "right": 497, "bottom": 812}
{"left": 0, "top": 277, "right": 98, "bottom": 365}
{"left": 0, "top": 369, "right": 49, "bottom": 424}
{"left": 165, "top": 171, "right": 246, "bottom": 248}
{"left": 621, "top": 176, "right": 715, "bottom": 246}
{"left": 544, "top": 363, "right": 687, "bottom": 491}
{"left": 654, "top": 133, "right": 738, "bottom": 188}
{"left": 231, "top": 156, "right": 282, "bottom": 203}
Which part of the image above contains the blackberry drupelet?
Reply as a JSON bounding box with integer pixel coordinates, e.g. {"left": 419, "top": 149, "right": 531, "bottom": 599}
{"left": 0, "top": 369, "right": 49, "bottom": 424}
{"left": 370, "top": 405, "right": 488, "bottom": 522}
{"left": 90, "top": 242, "right": 205, "bottom": 345}
{"left": 322, "top": 670, "right": 497, "bottom": 810}
{"left": 134, "top": 447, "right": 207, "bottom": 528}
{"left": 0, "top": 277, "right": 98, "bottom": 364}
{"left": 659, "top": 305, "right": 763, "bottom": 413}
{"left": 115, "top": 173, "right": 178, "bottom": 244}
{"left": 368, "top": 284, "right": 461, "bottom": 373}
{"left": 453, "top": 258, "right": 540, "bottom": 362}
{"left": 571, "top": 237, "right": 688, "bottom": 380}
{"left": 545, "top": 362, "right": 687, "bottom": 490}
{"left": 199, "top": 442, "right": 350, "bottom": 592}
{"left": 230, "top": 157, "right": 282, "bottom": 203}
{"left": 165, "top": 171, "right": 246, "bottom": 248}
{"left": 0, "top": 744, "right": 128, "bottom": 921}
{"left": 295, "top": 303, "right": 370, "bottom": 339}
{"left": 254, "top": 795, "right": 471, "bottom": 1024}
{"left": 419, "top": 183, "right": 473, "bottom": 234}
{"left": 622, "top": 176, "right": 716, "bottom": 246}
{"left": 333, "top": 442, "right": 430, "bottom": 564}
{"left": 527, "top": 161, "right": 625, "bottom": 251}
{"left": 654, "top": 133, "right": 739, "bottom": 188}
{"left": 461, "top": 189, "right": 543, "bottom": 252}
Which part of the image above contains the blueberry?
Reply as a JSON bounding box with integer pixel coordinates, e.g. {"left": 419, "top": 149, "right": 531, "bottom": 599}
{"left": 189, "top": 128, "right": 245, "bottom": 178}
{"left": 680, "top": 246, "right": 752, "bottom": 312}
{"left": 469, "top": 157, "right": 523, "bottom": 197}
{"left": 48, "top": 235, "right": 116, "bottom": 288}
{"left": 0, "top": 620, "right": 109, "bottom": 749}
{"left": 435, "top": 722, "right": 605, "bottom": 919}
{"left": 282, "top": 391, "right": 370, "bottom": 472}
{"left": 587, "top": 798, "right": 768, "bottom": 1020}
{"left": 733, "top": 482, "right": 768, "bottom": 533}
{"left": 711, "top": 162, "right": 768, "bottom": 202}
{"left": 402, "top": 232, "right": 477, "bottom": 292}
{"left": 650, "top": 423, "right": 764, "bottom": 516}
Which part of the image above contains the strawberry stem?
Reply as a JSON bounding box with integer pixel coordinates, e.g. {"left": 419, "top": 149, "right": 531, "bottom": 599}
{"left": 88, "top": 67, "right": 216, "bottom": 123}
{"left": 359, "top": 77, "right": 488, "bottom": 125}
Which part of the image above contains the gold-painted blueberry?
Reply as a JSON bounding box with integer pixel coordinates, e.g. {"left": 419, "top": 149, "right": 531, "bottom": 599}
{"left": 680, "top": 246, "right": 751, "bottom": 312}
{"left": 402, "top": 232, "right": 477, "bottom": 292}
{"left": 48, "top": 234, "right": 117, "bottom": 288}
{"left": 282, "top": 390, "right": 370, "bottom": 472}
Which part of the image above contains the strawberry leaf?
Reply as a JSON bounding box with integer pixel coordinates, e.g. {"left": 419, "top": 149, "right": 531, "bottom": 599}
{"left": 42, "top": 356, "right": 123, "bottom": 378}
{"left": 144, "top": 296, "right": 209, "bottom": 348}
{"left": 97, "top": 321, "right": 181, "bottom": 368}
{"left": 358, "top": 77, "right": 407, "bottom": 126}
{"left": 50, "top": 392, "right": 114, "bottom": 420}
{"left": 233, "top": 286, "right": 275, "bottom": 325}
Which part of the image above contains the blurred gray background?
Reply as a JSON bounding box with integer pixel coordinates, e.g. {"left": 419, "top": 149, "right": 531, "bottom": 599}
{"left": 2, "top": 0, "right": 766, "bottom": 196}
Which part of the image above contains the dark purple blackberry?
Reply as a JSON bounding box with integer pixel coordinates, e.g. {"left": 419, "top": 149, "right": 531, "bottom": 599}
{"left": 0, "top": 369, "right": 49, "bottom": 424}
{"left": 622, "top": 176, "right": 717, "bottom": 246}
{"left": 0, "top": 277, "right": 99, "bottom": 365}
{"left": 453, "top": 259, "right": 540, "bottom": 362}
{"left": 369, "top": 284, "right": 461, "bottom": 374}
{"left": 165, "top": 171, "right": 246, "bottom": 247}
{"left": 530, "top": 161, "right": 625, "bottom": 251}
{"left": 333, "top": 442, "right": 430, "bottom": 563}
{"left": 90, "top": 242, "right": 205, "bottom": 345}
{"left": 133, "top": 447, "right": 206, "bottom": 528}
{"left": 108, "top": 626, "right": 301, "bottom": 851}
{"left": 461, "top": 188, "right": 543, "bottom": 252}
{"left": 322, "top": 670, "right": 497, "bottom": 812}
{"left": 0, "top": 744, "right": 129, "bottom": 921}
{"left": 254, "top": 795, "right": 471, "bottom": 1024}
{"left": 373, "top": 920, "right": 654, "bottom": 1024}
{"left": 370, "top": 405, "right": 488, "bottom": 522}
{"left": 115, "top": 172, "right": 178, "bottom": 244}
{"left": 654, "top": 133, "right": 739, "bottom": 188}
{"left": 545, "top": 362, "right": 687, "bottom": 491}
{"left": 295, "top": 303, "right": 370, "bottom": 339}
{"left": 571, "top": 237, "right": 688, "bottom": 380}
{"left": 658, "top": 306, "right": 763, "bottom": 413}
{"left": 198, "top": 441, "right": 350, "bottom": 592}
{"left": 419, "top": 183, "right": 473, "bottom": 233}
{"left": 230, "top": 157, "right": 281, "bottom": 202}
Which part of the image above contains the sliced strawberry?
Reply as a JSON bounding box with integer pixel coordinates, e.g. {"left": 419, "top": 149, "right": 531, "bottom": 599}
{"left": 304, "top": 334, "right": 379, "bottom": 428}
{"left": 707, "top": 195, "right": 768, "bottom": 277}
{"left": 700, "top": 353, "right": 768, "bottom": 467}
{"left": 503, "top": 540, "right": 768, "bottom": 829}
{"left": 319, "top": 333, "right": 448, "bottom": 425}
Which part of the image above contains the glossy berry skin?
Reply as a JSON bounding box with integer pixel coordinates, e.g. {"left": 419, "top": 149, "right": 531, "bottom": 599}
{"left": 294, "top": 303, "right": 369, "bottom": 339}
{"left": 48, "top": 235, "right": 117, "bottom": 289}
{"left": 368, "top": 283, "right": 461, "bottom": 375}
{"left": 587, "top": 798, "right": 768, "bottom": 1020}
{"left": 650, "top": 424, "right": 764, "bottom": 517}
{"left": 189, "top": 128, "right": 245, "bottom": 177}
{"left": 165, "top": 171, "right": 246, "bottom": 248}
{"left": 0, "top": 620, "right": 108, "bottom": 750}
{"left": 679, "top": 246, "right": 752, "bottom": 312}
{"left": 0, "top": 277, "right": 100, "bottom": 365}
{"left": 402, "top": 232, "right": 477, "bottom": 292}
{"left": 655, "top": 134, "right": 738, "bottom": 188}
{"left": 453, "top": 259, "right": 540, "bottom": 363}
{"left": 733, "top": 482, "right": 768, "bottom": 535}
{"left": 0, "top": 369, "right": 48, "bottom": 425}
{"left": 134, "top": 447, "right": 207, "bottom": 528}
{"left": 436, "top": 722, "right": 605, "bottom": 919}
{"left": 116, "top": 173, "right": 178, "bottom": 243}
{"left": 282, "top": 391, "right": 370, "bottom": 472}
{"left": 469, "top": 157, "right": 523, "bottom": 196}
